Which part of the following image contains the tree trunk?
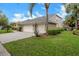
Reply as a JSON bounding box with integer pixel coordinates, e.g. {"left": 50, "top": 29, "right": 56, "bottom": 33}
{"left": 45, "top": 9, "right": 48, "bottom": 35}
{"left": 75, "top": 5, "right": 78, "bottom": 29}
{"left": 34, "top": 23, "right": 39, "bottom": 37}
{"left": 75, "top": 19, "right": 77, "bottom": 29}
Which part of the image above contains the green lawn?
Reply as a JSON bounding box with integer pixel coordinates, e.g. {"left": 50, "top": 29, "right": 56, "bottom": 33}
{"left": 4, "top": 31, "right": 79, "bottom": 56}
{"left": 0, "top": 30, "right": 13, "bottom": 34}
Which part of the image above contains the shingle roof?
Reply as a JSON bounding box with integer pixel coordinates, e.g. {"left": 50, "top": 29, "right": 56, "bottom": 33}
{"left": 19, "top": 14, "right": 62, "bottom": 25}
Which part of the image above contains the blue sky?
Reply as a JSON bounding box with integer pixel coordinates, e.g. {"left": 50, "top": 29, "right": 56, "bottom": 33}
{"left": 0, "top": 3, "right": 67, "bottom": 22}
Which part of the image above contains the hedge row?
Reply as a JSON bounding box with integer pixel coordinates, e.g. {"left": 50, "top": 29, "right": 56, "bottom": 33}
{"left": 48, "top": 28, "right": 64, "bottom": 35}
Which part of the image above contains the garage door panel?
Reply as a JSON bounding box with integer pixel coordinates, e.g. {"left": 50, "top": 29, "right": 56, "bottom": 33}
{"left": 23, "top": 25, "right": 34, "bottom": 32}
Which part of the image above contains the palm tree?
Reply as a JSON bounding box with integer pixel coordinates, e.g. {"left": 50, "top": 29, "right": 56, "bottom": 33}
{"left": 33, "top": 23, "right": 39, "bottom": 37}
{"left": 44, "top": 3, "right": 50, "bottom": 35}
{"left": 64, "top": 3, "right": 79, "bottom": 29}
{"left": 29, "top": 3, "right": 50, "bottom": 36}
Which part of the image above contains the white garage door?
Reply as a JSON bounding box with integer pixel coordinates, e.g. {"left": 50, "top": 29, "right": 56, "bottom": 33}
{"left": 23, "top": 25, "right": 34, "bottom": 33}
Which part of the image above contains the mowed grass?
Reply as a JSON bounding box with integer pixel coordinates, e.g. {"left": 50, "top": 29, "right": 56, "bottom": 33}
{"left": 0, "top": 30, "right": 13, "bottom": 34}
{"left": 4, "top": 31, "right": 79, "bottom": 56}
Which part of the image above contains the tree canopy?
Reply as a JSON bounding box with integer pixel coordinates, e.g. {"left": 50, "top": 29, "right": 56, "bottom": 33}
{"left": 64, "top": 3, "right": 79, "bottom": 29}
{"left": 0, "top": 11, "right": 8, "bottom": 26}
{"left": 65, "top": 3, "right": 79, "bottom": 19}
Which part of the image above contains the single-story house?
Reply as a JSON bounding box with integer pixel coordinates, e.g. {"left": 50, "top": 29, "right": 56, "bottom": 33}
{"left": 19, "top": 14, "right": 63, "bottom": 34}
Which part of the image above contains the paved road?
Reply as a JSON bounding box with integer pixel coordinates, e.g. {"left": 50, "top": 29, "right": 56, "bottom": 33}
{"left": 0, "top": 43, "right": 10, "bottom": 56}
{"left": 0, "top": 32, "right": 34, "bottom": 44}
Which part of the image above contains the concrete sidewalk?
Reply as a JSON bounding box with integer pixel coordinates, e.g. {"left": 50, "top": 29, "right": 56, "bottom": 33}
{"left": 0, "top": 43, "right": 10, "bottom": 56}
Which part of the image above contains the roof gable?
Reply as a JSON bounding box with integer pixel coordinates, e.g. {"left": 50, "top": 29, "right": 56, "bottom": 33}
{"left": 20, "top": 14, "right": 63, "bottom": 25}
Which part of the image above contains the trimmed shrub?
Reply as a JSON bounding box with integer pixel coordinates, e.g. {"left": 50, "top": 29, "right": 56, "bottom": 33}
{"left": 73, "top": 29, "right": 79, "bottom": 35}
{"left": 48, "top": 28, "right": 64, "bottom": 35}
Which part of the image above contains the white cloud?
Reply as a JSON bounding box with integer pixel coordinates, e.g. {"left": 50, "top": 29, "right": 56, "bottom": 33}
{"left": 60, "top": 5, "right": 67, "bottom": 17}
{"left": 32, "top": 15, "right": 37, "bottom": 19}
{"left": 27, "top": 11, "right": 37, "bottom": 19}
{"left": 11, "top": 11, "right": 44, "bottom": 22}
{"left": 27, "top": 11, "right": 30, "bottom": 17}
{"left": 35, "top": 11, "right": 43, "bottom": 17}
{"left": 12, "top": 13, "right": 26, "bottom": 22}
{"left": 11, "top": 13, "right": 37, "bottom": 22}
{"left": 14, "top": 13, "right": 24, "bottom": 18}
{"left": 61, "top": 5, "right": 66, "bottom": 12}
{"left": 57, "top": 5, "right": 67, "bottom": 20}
{"left": 12, "top": 17, "right": 26, "bottom": 22}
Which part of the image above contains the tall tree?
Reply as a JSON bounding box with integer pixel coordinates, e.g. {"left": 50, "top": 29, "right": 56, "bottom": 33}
{"left": 29, "top": 3, "right": 50, "bottom": 36}
{"left": 0, "top": 11, "right": 9, "bottom": 31}
{"left": 64, "top": 3, "right": 79, "bottom": 29}
{"left": 64, "top": 15, "right": 75, "bottom": 30}
{"left": 0, "top": 11, "right": 8, "bottom": 26}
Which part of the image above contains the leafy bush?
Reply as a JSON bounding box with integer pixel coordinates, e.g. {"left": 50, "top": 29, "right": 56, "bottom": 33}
{"left": 0, "top": 30, "right": 13, "bottom": 34}
{"left": 73, "top": 29, "right": 79, "bottom": 35}
{"left": 48, "top": 28, "right": 64, "bottom": 35}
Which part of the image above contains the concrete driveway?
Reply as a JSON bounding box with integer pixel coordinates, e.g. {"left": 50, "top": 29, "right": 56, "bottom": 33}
{"left": 0, "top": 32, "right": 34, "bottom": 44}
{"left": 0, "top": 43, "right": 10, "bottom": 56}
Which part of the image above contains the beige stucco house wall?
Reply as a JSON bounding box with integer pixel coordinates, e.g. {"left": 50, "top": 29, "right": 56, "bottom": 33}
{"left": 22, "top": 24, "right": 46, "bottom": 34}
{"left": 20, "top": 14, "right": 63, "bottom": 34}
{"left": 22, "top": 23, "right": 57, "bottom": 34}
{"left": 36, "top": 24, "right": 46, "bottom": 34}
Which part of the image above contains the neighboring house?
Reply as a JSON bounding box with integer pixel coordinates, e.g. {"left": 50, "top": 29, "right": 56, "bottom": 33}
{"left": 19, "top": 14, "right": 63, "bottom": 34}
{"left": 11, "top": 22, "right": 20, "bottom": 30}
